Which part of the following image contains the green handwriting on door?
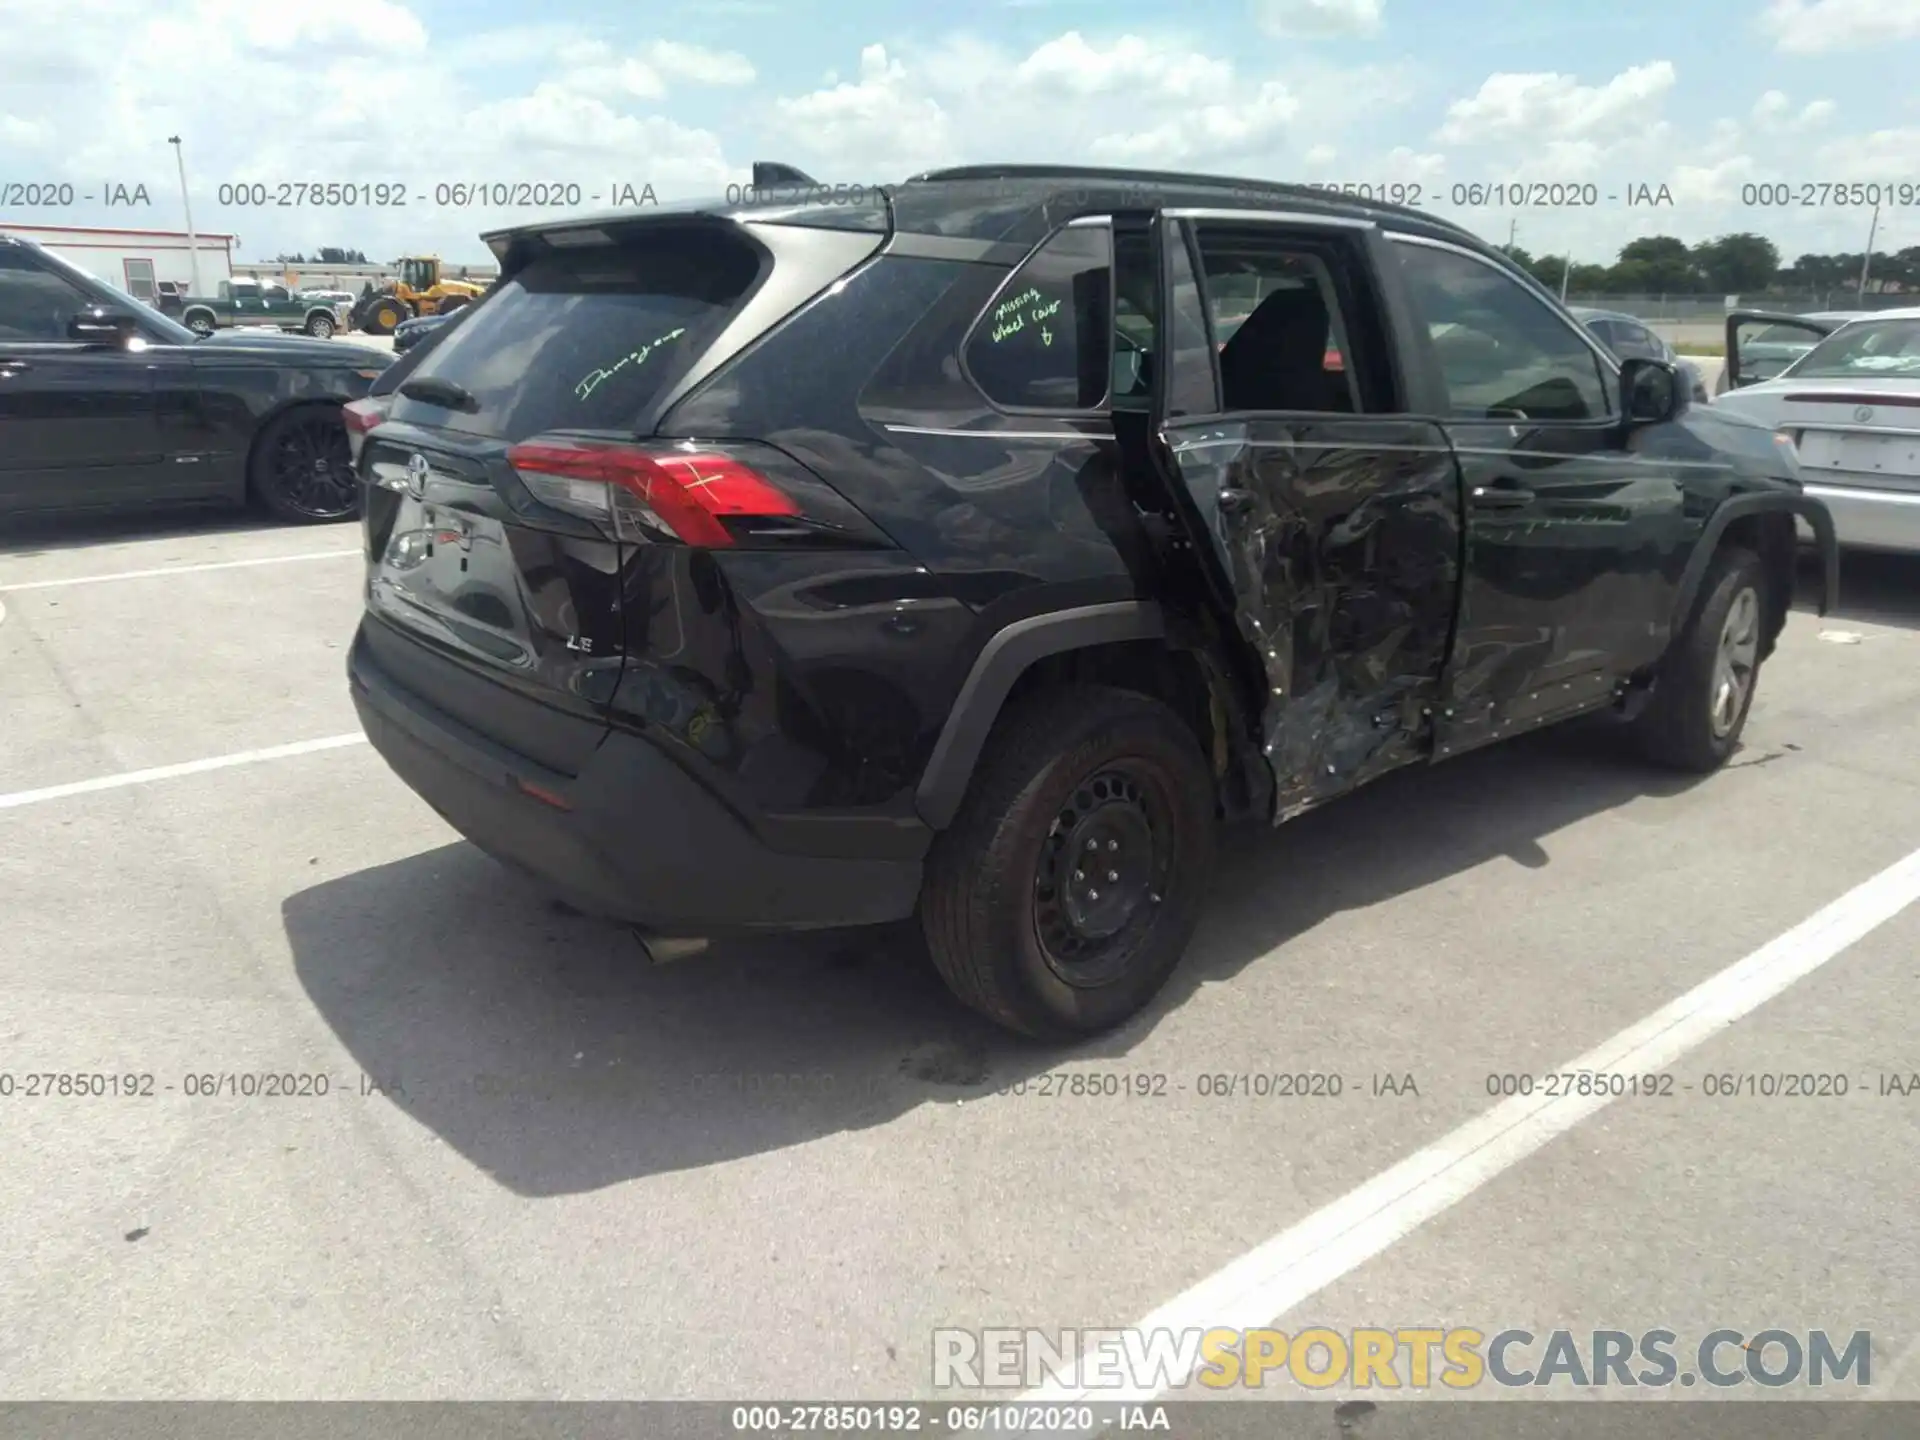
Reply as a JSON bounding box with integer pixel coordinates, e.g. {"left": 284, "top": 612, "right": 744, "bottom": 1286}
{"left": 989, "top": 287, "right": 1064, "bottom": 347}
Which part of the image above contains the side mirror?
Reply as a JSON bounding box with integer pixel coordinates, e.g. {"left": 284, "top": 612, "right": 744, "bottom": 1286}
{"left": 68, "top": 306, "right": 141, "bottom": 346}
{"left": 1621, "top": 357, "right": 1683, "bottom": 425}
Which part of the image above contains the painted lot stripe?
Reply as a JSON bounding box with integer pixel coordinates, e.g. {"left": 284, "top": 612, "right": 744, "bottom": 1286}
{"left": 0, "top": 734, "right": 367, "bottom": 812}
{"left": 0, "top": 549, "right": 360, "bottom": 591}
{"left": 1011, "top": 842, "right": 1920, "bottom": 1426}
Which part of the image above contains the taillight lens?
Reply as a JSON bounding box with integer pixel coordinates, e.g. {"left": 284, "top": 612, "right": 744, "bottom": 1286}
{"left": 506, "top": 436, "right": 880, "bottom": 549}
{"left": 342, "top": 395, "right": 391, "bottom": 465}
{"left": 343, "top": 396, "right": 389, "bottom": 434}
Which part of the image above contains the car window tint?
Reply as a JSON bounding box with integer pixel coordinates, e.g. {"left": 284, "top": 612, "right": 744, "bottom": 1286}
{"left": 0, "top": 248, "right": 94, "bottom": 341}
{"left": 1393, "top": 241, "right": 1610, "bottom": 421}
{"left": 965, "top": 226, "right": 1110, "bottom": 411}
{"left": 1192, "top": 227, "right": 1360, "bottom": 414}
{"left": 398, "top": 226, "right": 763, "bottom": 441}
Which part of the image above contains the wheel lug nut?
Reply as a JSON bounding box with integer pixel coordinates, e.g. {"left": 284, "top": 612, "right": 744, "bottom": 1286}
{"left": 1108, "top": 840, "right": 1118, "bottom": 851}
{"left": 1074, "top": 870, "right": 1084, "bottom": 881}
{"left": 1086, "top": 839, "right": 1097, "bottom": 851}
{"left": 1089, "top": 889, "right": 1100, "bottom": 900}
{"left": 1107, "top": 870, "right": 1118, "bottom": 881}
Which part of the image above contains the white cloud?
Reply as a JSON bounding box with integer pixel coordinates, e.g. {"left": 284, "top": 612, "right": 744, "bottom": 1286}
{"left": 645, "top": 40, "right": 756, "bottom": 86}
{"left": 1014, "top": 32, "right": 1232, "bottom": 99}
{"left": 1753, "top": 89, "right": 1838, "bottom": 130}
{"left": 1759, "top": 0, "right": 1920, "bottom": 53}
{"left": 1303, "top": 143, "right": 1338, "bottom": 166}
{"left": 1434, "top": 62, "right": 1677, "bottom": 144}
{"left": 772, "top": 45, "right": 958, "bottom": 179}
{"left": 1252, "top": 0, "right": 1385, "bottom": 37}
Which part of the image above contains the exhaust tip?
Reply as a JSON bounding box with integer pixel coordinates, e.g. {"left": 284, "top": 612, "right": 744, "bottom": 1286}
{"left": 635, "top": 933, "right": 710, "bottom": 965}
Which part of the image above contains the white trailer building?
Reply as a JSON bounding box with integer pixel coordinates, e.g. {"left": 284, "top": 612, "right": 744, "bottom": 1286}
{"left": 0, "top": 223, "right": 236, "bottom": 301}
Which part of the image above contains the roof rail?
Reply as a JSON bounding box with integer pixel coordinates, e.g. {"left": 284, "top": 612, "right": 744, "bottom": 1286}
{"left": 904, "top": 163, "right": 1476, "bottom": 240}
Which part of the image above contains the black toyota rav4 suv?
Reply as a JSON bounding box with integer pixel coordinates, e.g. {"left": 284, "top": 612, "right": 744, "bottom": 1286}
{"left": 346, "top": 164, "right": 1839, "bottom": 1040}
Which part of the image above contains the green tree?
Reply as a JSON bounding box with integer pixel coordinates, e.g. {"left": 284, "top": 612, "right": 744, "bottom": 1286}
{"left": 1691, "top": 233, "right": 1779, "bottom": 293}
{"left": 1612, "top": 236, "right": 1697, "bottom": 291}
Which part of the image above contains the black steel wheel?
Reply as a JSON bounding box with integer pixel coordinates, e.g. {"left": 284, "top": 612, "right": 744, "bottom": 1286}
{"left": 921, "top": 684, "right": 1216, "bottom": 1040}
{"left": 248, "top": 405, "right": 360, "bottom": 524}
{"left": 1032, "top": 763, "right": 1177, "bottom": 986}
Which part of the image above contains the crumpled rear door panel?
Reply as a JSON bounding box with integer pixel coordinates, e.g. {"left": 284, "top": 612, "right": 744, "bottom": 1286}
{"left": 1164, "top": 416, "right": 1465, "bottom": 817}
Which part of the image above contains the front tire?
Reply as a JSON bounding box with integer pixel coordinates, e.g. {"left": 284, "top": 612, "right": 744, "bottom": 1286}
{"left": 1632, "top": 546, "right": 1767, "bottom": 772}
{"left": 304, "top": 311, "right": 336, "bottom": 338}
{"left": 920, "top": 685, "right": 1217, "bottom": 1040}
{"left": 364, "top": 298, "right": 407, "bottom": 335}
{"left": 247, "top": 405, "right": 360, "bottom": 524}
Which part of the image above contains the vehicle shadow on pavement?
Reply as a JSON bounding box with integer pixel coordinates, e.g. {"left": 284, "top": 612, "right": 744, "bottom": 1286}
{"left": 0, "top": 508, "right": 346, "bottom": 557}
{"left": 282, "top": 723, "right": 1699, "bottom": 1197}
{"left": 1799, "top": 551, "right": 1920, "bottom": 632}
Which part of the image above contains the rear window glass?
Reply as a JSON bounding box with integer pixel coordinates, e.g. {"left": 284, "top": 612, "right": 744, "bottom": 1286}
{"left": 1784, "top": 318, "right": 1920, "bottom": 379}
{"left": 399, "top": 226, "right": 763, "bottom": 440}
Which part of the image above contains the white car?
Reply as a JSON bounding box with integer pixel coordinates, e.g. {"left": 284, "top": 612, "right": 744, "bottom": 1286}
{"left": 1712, "top": 306, "right": 1920, "bottom": 555}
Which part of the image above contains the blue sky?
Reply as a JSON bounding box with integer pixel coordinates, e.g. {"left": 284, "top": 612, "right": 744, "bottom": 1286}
{"left": 2, "top": 0, "right": 1916, "bottom": 264}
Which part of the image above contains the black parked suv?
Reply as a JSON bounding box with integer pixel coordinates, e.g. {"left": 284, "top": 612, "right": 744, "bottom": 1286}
{"left": 346, "top": 164, "right": 1839, "bottom": 1040}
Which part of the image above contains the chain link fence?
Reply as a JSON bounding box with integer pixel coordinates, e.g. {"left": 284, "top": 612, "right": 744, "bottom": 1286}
{"left": 1569, "top": 292, "right": 1916, "bottom": 322}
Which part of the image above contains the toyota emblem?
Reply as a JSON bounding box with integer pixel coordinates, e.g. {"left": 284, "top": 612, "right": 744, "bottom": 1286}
{"left": 405, "top": 452, "right": 431, "bottom": 497}
{"left": 1854, "top": 405, "right": 1874, "bottom": 422}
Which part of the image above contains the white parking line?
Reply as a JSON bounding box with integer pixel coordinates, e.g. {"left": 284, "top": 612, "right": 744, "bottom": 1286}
{"left": 0, "top": 734, "right": 368, "bottom": 812}
{"left": 1016, "top": 842, "right": 1920, "bottom": 1423}
{"left": 0, "top": 550, "right": 360, "bottom": 591}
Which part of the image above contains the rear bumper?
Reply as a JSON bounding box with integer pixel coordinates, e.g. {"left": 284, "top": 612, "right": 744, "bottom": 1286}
{"left": 1798, "top": 482, "right": 1920, "bottom": 556}
{"left": 348, "top": 626, "right": 924, "bottom": 934}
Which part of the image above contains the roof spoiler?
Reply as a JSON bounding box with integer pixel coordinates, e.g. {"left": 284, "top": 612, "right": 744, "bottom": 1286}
{"left": 752, "top": 162, "right": 820, "bottom": 189}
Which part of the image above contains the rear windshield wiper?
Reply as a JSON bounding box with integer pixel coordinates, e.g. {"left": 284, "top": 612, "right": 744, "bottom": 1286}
{"left": 398, "top": 376, "right": 480, "bottom": 412}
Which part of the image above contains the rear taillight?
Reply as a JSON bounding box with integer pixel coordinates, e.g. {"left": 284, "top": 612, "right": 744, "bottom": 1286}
{"left": 506, "top": 436, "right": 884, "bottom": 549}
{"left": 343, "top": 396, "right": 389, "bottom": 433}
{"left": 343, "top": 396, "right": 391, "bottom": 463}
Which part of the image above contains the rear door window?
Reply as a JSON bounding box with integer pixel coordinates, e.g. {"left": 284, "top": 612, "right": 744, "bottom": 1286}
{"left": 1191, "top": 227, "right": 1365, "bottom": 413}
{"left": 396, "top": 225, "right": 765, "bottom": 440}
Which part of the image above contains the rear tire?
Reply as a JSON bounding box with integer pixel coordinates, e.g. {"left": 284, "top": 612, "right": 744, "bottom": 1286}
{"left": 1632, "top": 546, "right": 1767, "bottom": 772}
{"left": 305, "top": 312, "right": 336, "bottom": 338}
{"left": 920, "top": 685, "right": 1217, "bottom": 1040}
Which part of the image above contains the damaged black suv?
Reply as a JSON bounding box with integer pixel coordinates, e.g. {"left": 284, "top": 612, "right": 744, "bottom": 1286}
{"left": 347, "top": 163, "right": 1839, "bottom": 1040}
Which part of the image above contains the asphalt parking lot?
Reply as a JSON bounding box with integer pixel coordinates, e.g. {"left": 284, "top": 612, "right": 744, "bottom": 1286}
{"left": 2, "top": 510, "right": 1918, "bottom": 1409}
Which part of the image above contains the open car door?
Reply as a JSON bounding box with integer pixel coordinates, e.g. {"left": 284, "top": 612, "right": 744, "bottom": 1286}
{"left": 1723, "top": 309, "right": 1846, "bottom": 393}
{"left": 1114, "top": 210, "right": 1465, "bottom": 822}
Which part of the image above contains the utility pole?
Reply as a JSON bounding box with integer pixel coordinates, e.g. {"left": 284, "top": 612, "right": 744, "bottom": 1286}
{"left": 1858, "top": 202, "right": 1880, "bottom": 300}
{"left": 1507, "top": 218, "right": 1517, "bottom": 250}
{"left": 167, "top": 136, "right": 202, "bottom": 298}
{"left": 1561, "top": 254, "right": 1573, "bottom": 303}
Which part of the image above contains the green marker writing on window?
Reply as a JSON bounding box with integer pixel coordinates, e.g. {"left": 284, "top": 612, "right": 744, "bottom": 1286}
{"left": 989, "top": 289, "right": 1063, "bottom": 346}
{"left": 574, "top": 326, "right": 689, "bottom": 402}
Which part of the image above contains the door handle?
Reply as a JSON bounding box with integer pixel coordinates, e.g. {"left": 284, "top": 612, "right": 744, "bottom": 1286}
{"left": 1470, "top": 483, "right": 1533, "bottom": 508}
{"left": 0, "top": 361, "right": 30, "bottom": 375}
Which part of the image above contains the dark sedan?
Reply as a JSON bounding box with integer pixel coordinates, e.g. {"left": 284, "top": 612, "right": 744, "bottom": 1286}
{"left": 390, "top": 310, "right": 453, "bottom": 354}
{"left": 0, "top": 233, "right": 392, "bottom": 524}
